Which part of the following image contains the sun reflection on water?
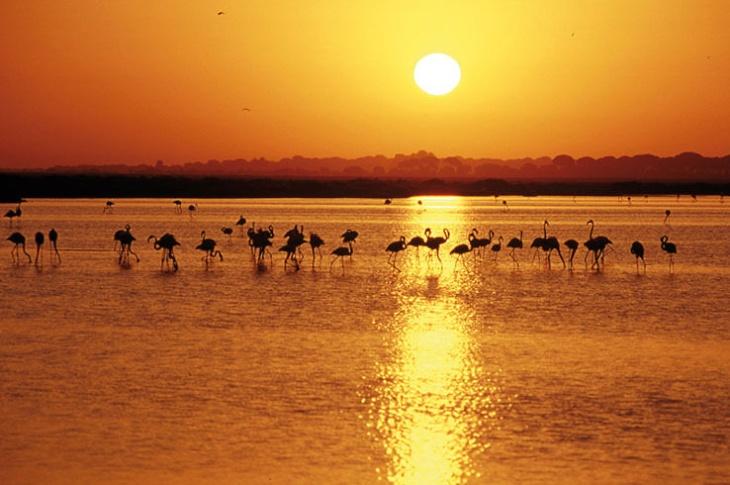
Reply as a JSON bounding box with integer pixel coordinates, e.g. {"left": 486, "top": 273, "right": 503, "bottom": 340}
{"left": 366, "top": 197, "right": 507, "bottom": 484}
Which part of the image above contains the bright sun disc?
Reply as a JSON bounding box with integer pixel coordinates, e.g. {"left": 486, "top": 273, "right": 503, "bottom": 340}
{"left": 414, "top": 53, "right": 461, "bottom": 96}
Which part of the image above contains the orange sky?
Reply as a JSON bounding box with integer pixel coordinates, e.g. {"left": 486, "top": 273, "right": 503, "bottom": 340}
{"left": 1, "top": 1, "right": 729, "bottom": 168}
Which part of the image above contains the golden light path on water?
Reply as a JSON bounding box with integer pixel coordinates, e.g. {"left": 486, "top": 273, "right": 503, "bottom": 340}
{"left": 368, "top": 196, "right": 507, "bottom": 484}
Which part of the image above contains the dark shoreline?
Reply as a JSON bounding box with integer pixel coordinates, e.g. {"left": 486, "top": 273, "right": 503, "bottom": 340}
{"left": 1, "top": 173, "right": 728, "bottom": 201}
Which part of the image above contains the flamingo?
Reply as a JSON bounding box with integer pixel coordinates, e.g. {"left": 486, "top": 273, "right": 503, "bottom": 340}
{"left": 115, "top": 225, "right": 139, "bottom": 265}
{"left": 7, "top": 232, "right": 31, "bottom": 264}
{"left": 664, "top": 210, "right": 671, "bottom": 225}
{"left": 491, "top": 236, "right": 503, "bottom": 261}
{"left": 385, "top": 236, "right": 406, "bottom": 271}
{"left": 34, "top": 231, "right": 44, "bottom": 266}
{"left": 472, "top": 229, "right": 494, "bottom": 258}
{"left": 506, "top": 230, "right": 523, "bottom": 265}
{"left": 630, "top": 241, "right": 646, "bottom": 273}
{"left": 384, "top": 198, "right": 392, "bottom": 205}
{"left": 660, "top": 235, "right": 677, "bottom": 271}
{"left": 188, "top": 203, "right": 198, "bottom": 219}
{"left": 103, "top": 200, "right": 114, "bottom": 214}
{"left": 196, "top": 231, "right": 223, "bottom": 265}
{"left": 251, "top": 225, "right": 275, "bottom": 265}
{"left": 584, "top": 220, "right": 611, "bottom": 270}
{"left": 330, "top": 243, "right": 353, "bottom": 273}
{"left": 4, "top": 204, "right": 21, "bottom": 226}
{"left": 341, "top": 229, "right": 359, "bottom": 260}
{"left": 530, "top": 221, "right": 548, "bottom": 264}
{"left": 48, "top": 228, "right": 61, "bottom": 263}
{"left": 449, "top": 242, "right": 471, "bottom": 269}
{"left": 279, "top": 242, "right": 301, "bottom": 271}
{"left": 235, "top": 215, "right": 247, "bottom": 235}
{"left": 563, "top": 239, "right": 579, "bottom": 270}
{"left": 541, "top": 222, "right": 565, "bottom": 269}
{"left": 148, "top": 233, "right": 180, "bottom": 271}
{"left": 221, "top": 227, "right": 234, "bottom": 239}
{"left": 113, "top": 224, "right": 131, "bottom": 251}
{"left": 173, "top": 200, "right": 183, "bottom": 214}
{"left": 309, "top": 232, "right": 325, "bottom": 267}
{"left": 406, "top": 235, "right": 426, "bottom": 255}
{"left": 425, "top": 227, "right": 450, "bottom": 265}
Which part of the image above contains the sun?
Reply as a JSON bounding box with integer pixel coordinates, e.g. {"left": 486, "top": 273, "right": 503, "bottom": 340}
{"left": 414, "top": 53, "right": 461, "bottom": 96}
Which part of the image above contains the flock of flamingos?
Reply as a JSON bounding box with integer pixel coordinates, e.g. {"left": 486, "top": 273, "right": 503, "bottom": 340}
{"left": 4, "top": 198, "right": 680, "bottom": 273}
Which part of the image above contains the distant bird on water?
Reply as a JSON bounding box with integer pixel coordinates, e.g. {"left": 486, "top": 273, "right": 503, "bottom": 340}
{"left": 425, "top": 228, "right": 450, "bottom": 265}
{"left": 506, "top": 231, "right": 523, "bottom": 265}
{"left": 217, "top": 11, "right": 225, "bottom": 15}
{"left": 309, "top": 232, "right": 325, "bottom": 267}
{"left": 449, "top": 241, "right": 472, "bottom": 269}
{"left": 660, "top": 235, "right": 677, "bottom": 271}
{"left": 173, "top": 200, "right": 183, "bottom": 214}
{"left": 115, "top": 224, "right": 139, "bottom": 266}
{"left": 384, "top": 198, "right": 392, "bottom": 205}
{"left": 563, "top": 239, "right": 579, "bottom": 270}
{"left": 7, "top": 232, "right": 31, "bottom": 264}
{"left": 664, "top": 209, "right": 671, "bottom": 225}
{"left": 630, "top": 241, "right": 646, "bottom": 273}
{"left": 103, "top": 200, "right": 114, "bottom": 214}
{"left": 188, "top": 203, "right": 198, "bottom": 219}
{"left": 196, "top": 231, "right": 223, "bottom": 265}
{"left": 221, "top": 227, "right": 234, "bottom": 239}
{"left": 148, "top": 233, "right": 180, "bottom": 271}
{"left": 235, "top": 215, "right": 247, "bottom": 235}
{"left": 491, "top": 236, "right": 503, "bottom": 261}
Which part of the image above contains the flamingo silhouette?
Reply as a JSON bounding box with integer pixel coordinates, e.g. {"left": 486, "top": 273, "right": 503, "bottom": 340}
{"left": 384, "top": 198, "right": 392, "bottom": 205}
{"left": 330, "top": 243, "right": 353, "bottom": 273}
{"left": 279, "top": 241, "right": 301, "bottom": 271}
{"left": 48, "top": 228, "right": 61, "bottom": 263}
{"left": 630, "top": 241, "right": 646, "bottom": 273}
{"left": 563, "top": 239, "right": 579, "bottom": 270}
{"left": 385, "top": 236, "right": 406, "bottom": 271}
{"left": 115, "top": 225, "right": 139, "bottom": 265}
{"left": 341, "top": 229, "right": 359, "bottom": 261}
{"left": 506, "top": 230, "right": 523, "bottom": 265}
{"left": 148, "top": 233, "right": 180, "bottom": 271}
{"left": 221, "top": 227, "right": 234, "bottom": 240}
{"left": 450, "top": 242, "right": 471, "bottom": 269}
{"left": 173, "top": 200, "right": 183, "bottom": 214}
{"left": 113, "top": 224, "right": 131, "bottom": 251}
{"left": 4, "top": 203, "right": 22, "bottom": 226}
{"left": 584, "top": 220, "right": 611, "bottom": 270}
{"left": 541, "top": 222, "right": 565, "bottom": 269}
{"left": 251, "top": 225, "right": 275, "bottom": 265}
{"left": 530, "top": 221, "right": 548, "bottom": 264}
{"left": 196, "top": 231, "right": 223, "bottom": 265}
{"left": 425, "top": 227, "right": 450, "bottom": 266}
{"left": 7, "top": 232, "right": 31, "bottom": 264}
{"left": 34, "top": 231, "right": 44, "bottom": 266}
{"left": 309, "top": 232, "right": 325, "bottom": 267}
{"left": 660, "top": 235, "right": 677, "bottom": 271}
{"left": 235, "top": 215, "right": 247, "bottom": 235}
{"left": 664, "top": 210, "right": 671, "bottom": 225}
{"left": 188, "top": 203, "right": 198, "bottom": 219}
{"left": 406, "top": 235, "right": 426, "bottom": 256}
{"left": 103, "top": 200, "right": 114, "bottom": 214}
{"left": 491, "top": 236, "right": 503, "bottom": 261}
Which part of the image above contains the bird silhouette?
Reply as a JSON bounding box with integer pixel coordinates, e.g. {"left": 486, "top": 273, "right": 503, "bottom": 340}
{"left": 490, "top": 236, "right": 503, "bottom": 261}
{"left": 34, "top": 231, "right": 44, "bottom": 266}
{"left": 384, "top": 198, "right": 392, "bottom": 205}
{"left": 630, "top": 241, "right": 646, "bottom": 273}
{"left": 309, "top": 232, "right": 325, "bottom": 267}
{"left": 660, "top": 235, "right": 677, "bottom": 271}
{"left": 148, "top": 233, "right": 180, "bottom": 271}
{"left": 279, "top": 241, "right": 301, "bottom": 271}
{"left": 584, "top": 219, "right": 611, "bottom": 270}
{"left": 4, "top": 206, "right": 18, "bottom": 227}
{"left": 173, "top": 200, "right": 183, "bottom": 214}
{"left": 188, "top": 203, "right": 198, "bottom": 219}
{"left": 449, "top": 241, "right": 471, "bottom": 269}
{"left": 330, "top": 244, "right": 353, "bottom": 273}
{"left": 251, "top": 225, "right": 275, "bottom": 265}
{"left": 506, "top": 230, "right": 523, "bottom": 265}
{"left": 425, "top": 227, "right": 450, "bottom": 266}
{"left": 563, "top": 239, "right": 579, "bottom": 270}
{"left": 530, "top": 221, "right": 548, "bottom": 264}
{"left": 217, "top": 11, "right": 225, "bottom": 15}
{"left": 115, "top": 225, "right": 139, "bottom": 265}
{"left": 48, "top": 228, "right": 61, "bottom": 263}
{"left": 221, "top": 227, "right": 234, "bottom": 239}
{"left": 196, "top": 231, "right": 223, "bottom": 266}
{"left": 7, "top": 232, "right": 31, "bottom": 264}
{"left": 103, "top": 200, "right": 114, "bottom": 214}
{"left": 664, "top": 209, "right": 671, "bottom": 225}
{"left": 406, "top": 235, "right": 426, "bottom": 256}
{"left": 340, "top": 229, "right": 359, "bottom": 260}
{"left": 235, "top": 215, "right": 247, "bottom": 235}
{"left": 385, "top": 236, "right": 406, "bottom": 271}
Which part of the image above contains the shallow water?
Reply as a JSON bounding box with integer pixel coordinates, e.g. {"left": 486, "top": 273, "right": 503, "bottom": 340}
{"left": 1, "top": 196, "right": 729, "bottom": 484}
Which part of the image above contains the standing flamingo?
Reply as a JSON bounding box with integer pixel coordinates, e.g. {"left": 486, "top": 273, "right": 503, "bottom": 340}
{"left": 173, "top": 200, "right": 183, "bottom": 214}
{"left": 235, "top": 215, "right": 247, "bottom": 235}
{"left": 425, "top": 227, "right": 450, "bottom": 266}
{"left": 103, "top": 200, "right": 114, "bottom": 214}
{"left": 491, "top": 236, "right": 503, "bottom": 261}
{"left": 148, "top": 233, "right": 180, "bottom": 271}
{"left": 563, "top": 239, "right": 579, "bottom": 270}
{"left": 406, "top": 235, "right": 426, "bottom": 255}
{"left": 7, "top": 232, "right": 31, "bottom": 264}
{"left": 630, "top": 241, "right": 646, "bottom": 273}
{"left": 48, "top": 228, "right": 61, "bottom": 263}
{"left": 196, "top": 231, "right": 223, "bottom": 265}
{"left": 449, "top": 242, "right": 471, "bottom": 269}
{"left": 309, "top": 232, "right": 325, "bottom": 267}
{"left": 660, "top": 235, "right": 677, "bottom": 271}
{"left": 4, "top": 204, "right": 22, "bottom": 226}
{"left": 330, "top": 243, "right": 353, "bottom": 273}
{"left": 584, "top": 220, "right": 611, "bottom": 270}
{"left": 530, "top": 220, "right": 549, "bottom": 264}
{"left": 221, "top": 227, "right": 234, "bottom": 240}
{"left": 115, "top": 225, "right": 139, "bottom": 265}
{"left": 506, "top": 230, "right": 523, "bottom": 265}
{"left": 34, "top": 232, "right": 44, "bottom": 266}
{"left": 341, "top": 229, "right": 359, "bottom": 260}
{"left": 385, "top": 236, "right": 407, "bottom": 271}
{"left": 664, "top": 210, "right": 671, "bottom": 225}
{"left": 188, "top": 203, "right": 198, "bottom": 219}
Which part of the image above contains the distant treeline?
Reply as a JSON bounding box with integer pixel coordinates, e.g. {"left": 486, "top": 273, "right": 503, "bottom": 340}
{"left": 24, "top": 150, "right": 730, "bottom": 181}
{"left": 1, "top": 173, "right": 728, "bottom": 201}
